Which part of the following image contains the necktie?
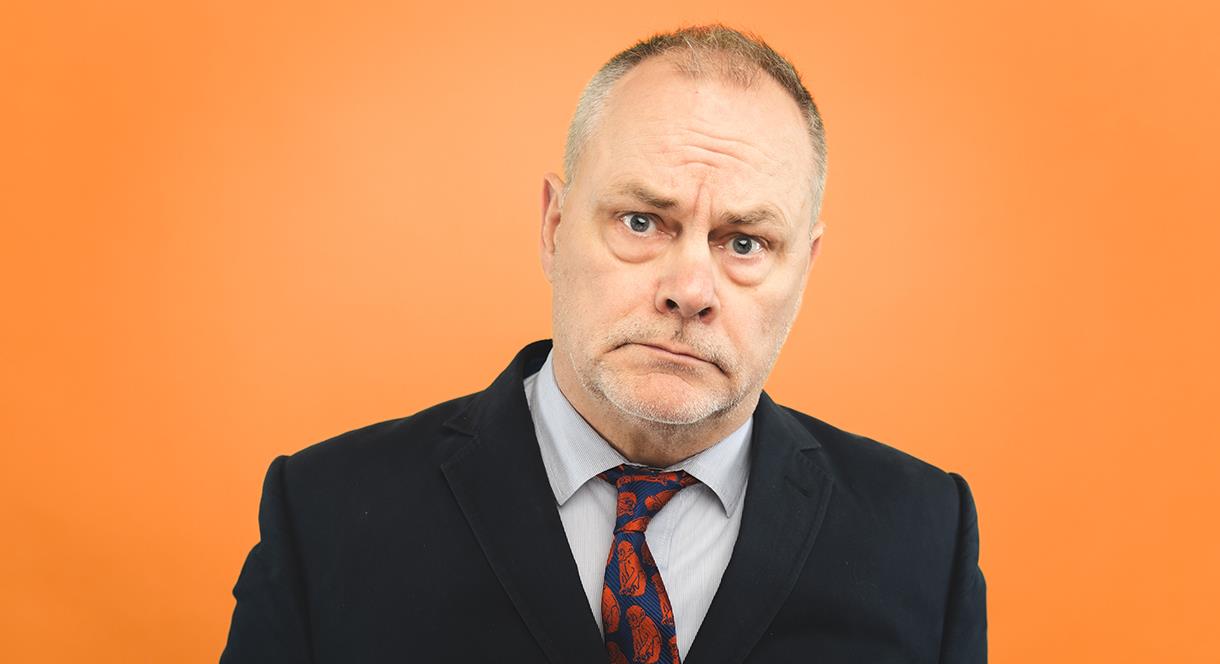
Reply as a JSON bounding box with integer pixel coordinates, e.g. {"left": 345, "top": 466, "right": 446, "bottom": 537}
{"left": 598, "top": 464, "right": 700, "bottom": 664}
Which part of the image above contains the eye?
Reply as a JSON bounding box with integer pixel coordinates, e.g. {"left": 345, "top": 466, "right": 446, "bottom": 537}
{"left": 728, "top": 235, "right": 764, "bottom": 255}
{"left": 619, "top": 212, "right": 656, "bottom": 235}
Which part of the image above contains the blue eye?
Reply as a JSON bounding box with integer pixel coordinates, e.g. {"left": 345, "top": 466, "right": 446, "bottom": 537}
{"left": 621, "top": 213, "right": 654, "bottom": 234}
{"left": 730, "top": 235, "right": 763, "bottom": 255}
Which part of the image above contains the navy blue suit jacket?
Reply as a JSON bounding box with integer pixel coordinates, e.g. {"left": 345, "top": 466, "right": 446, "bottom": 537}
{"left": 221, "top": 339, "right": 987, "bottom": 663}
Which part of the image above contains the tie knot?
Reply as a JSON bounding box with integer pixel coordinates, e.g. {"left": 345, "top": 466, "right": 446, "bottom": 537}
{"left": 598, "top": 464, "right": 700, "bottom": 534}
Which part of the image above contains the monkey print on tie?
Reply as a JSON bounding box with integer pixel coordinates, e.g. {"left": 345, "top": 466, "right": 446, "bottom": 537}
{"left": 598, "top": 464, "right": 700, "bottom": 664}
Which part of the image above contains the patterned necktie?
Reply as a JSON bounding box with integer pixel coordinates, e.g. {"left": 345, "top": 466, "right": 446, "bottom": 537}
{"left": 598, "top": 464, "right": 700, "bottom": 664}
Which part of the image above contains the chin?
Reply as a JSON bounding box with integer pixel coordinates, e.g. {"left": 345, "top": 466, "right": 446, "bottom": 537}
{"left": 596, "top": 370, "right": 735, "bottom": 426}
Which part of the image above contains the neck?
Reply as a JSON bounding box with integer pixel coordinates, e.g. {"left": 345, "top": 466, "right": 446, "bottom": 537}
{"left": 551, "top": 350, "right": 759, "bottom": 468}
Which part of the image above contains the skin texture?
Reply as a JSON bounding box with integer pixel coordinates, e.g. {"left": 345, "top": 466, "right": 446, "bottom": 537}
{"left": 540, "top": 55, "right": 825, "bottom": 467}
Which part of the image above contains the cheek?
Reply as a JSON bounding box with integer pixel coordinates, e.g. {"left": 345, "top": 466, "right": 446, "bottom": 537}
{"left": 723, "top": 282, "right": 802, "bottom": 349}
{"left": 573, "top": 225, "right": 663, "bottom": 300}
{"left": 554, "top": 234, "right": 650, "bottom": 322}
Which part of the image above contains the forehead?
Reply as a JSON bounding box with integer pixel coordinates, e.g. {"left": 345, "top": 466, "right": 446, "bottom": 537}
{"left": 581, "top": 56, "right": 814, "bottom": 220}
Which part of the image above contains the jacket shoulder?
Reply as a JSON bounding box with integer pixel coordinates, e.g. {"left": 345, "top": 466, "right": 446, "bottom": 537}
{"left": 780, "top": 405, "right": 965, "bottom": 509}
{"left": 277, "top": 391, "right": 479, "bottom": 489}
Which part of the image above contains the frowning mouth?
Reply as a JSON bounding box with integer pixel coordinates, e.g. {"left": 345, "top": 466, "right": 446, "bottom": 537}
{"left": 629, "top": 342, "right": 713, "bottom": 366}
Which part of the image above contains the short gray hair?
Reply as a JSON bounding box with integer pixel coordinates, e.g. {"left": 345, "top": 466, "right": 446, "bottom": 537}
{"left": 563, "top": 24, "right": 828, "bottom": 224}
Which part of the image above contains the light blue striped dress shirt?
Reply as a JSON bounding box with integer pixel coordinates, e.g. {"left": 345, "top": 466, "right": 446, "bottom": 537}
{"left": 523, "top": 349, "right": 753, "bottom": 659}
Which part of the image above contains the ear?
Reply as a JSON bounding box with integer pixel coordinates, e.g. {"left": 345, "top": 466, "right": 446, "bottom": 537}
{"left": 800, "top": 219, "right": 826, "bottom": 286}
{"left": 539, "top": 172, "right": 566, "bottom": 282}
{"left": 808, "top": 219, "right": 826, "bottom": 265}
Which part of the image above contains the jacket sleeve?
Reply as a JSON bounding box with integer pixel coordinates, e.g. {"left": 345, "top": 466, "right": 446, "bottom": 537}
{"left": 220, "top": 455, "right": 314, "bottom": 664}
{"left": 939, "top": 472, "right": 988, "bottom": 664}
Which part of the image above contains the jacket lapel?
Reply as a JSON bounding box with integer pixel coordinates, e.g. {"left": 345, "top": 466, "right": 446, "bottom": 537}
{"left": 684, "top": 391, "right": 836, "bottom": 664}
{"left": 439, "top": 340, "right": 607, "bottom": 664}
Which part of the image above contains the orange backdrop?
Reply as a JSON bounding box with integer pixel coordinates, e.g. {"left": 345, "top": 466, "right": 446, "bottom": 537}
{"left": 2, "top": 1, "right": 1218, "bottom": 661}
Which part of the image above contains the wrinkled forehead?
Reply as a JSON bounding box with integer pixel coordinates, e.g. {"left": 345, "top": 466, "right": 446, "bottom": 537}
{"left": 580, "top": 57, "right": 816, "bottom": 222}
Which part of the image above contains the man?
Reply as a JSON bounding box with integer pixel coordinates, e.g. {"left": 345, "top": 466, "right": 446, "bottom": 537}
{"left": 221, "top": 25, "right": 986, "bottom": 664}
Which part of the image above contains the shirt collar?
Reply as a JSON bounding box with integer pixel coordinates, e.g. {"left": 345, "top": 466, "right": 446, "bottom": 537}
{"left": 524, "top": 349, "right": 752, "bottom": 517}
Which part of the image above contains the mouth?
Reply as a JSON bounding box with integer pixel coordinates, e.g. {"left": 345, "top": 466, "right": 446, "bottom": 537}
{"left": 629, "top": 342, "right": 713, "bottom": 367}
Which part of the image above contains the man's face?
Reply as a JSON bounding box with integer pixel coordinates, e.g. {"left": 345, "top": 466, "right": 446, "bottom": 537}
{"left": 542, "top": 56, "right": 823, "bottom": 427}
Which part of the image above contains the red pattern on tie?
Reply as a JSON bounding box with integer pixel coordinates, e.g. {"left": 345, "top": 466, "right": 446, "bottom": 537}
{"left": 653, "top": 573, "right": 674, "bottom": 626}
{"left": 644, "top": 489, "right": 678, "bottom": 512}
{"left": 618, "top": 492, "right": 637, "bottom": 516}
{"left": 627, "top": 605, "right": 662, "bottom": 663}
{"left": 602, "top": 586, "right": 620, "bottom": 633}
{"left": 607, "top": 641, "right": 630, "bottom": 664}
{"left": 617, "top": 540, "right": 646, "bottom": 596}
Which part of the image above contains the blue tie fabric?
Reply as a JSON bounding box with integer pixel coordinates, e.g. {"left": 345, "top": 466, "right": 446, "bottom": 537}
{"left": 598, "top": 464, "right": 700, "bottom": 664}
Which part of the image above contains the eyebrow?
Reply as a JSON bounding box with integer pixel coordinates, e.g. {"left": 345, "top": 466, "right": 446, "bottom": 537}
{"left": 725, "top": 207, "right": 786, "bottom": 231}
{"left": 603, "top": 179, "right": 791, "bottom": 232}
{"left": 607, "top": 181, "right": 680, "bottom": 210}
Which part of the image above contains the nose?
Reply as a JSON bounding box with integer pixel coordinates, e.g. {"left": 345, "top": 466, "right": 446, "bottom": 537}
{"left": 654, "top": 240, "right": 719, "bottom": 322}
